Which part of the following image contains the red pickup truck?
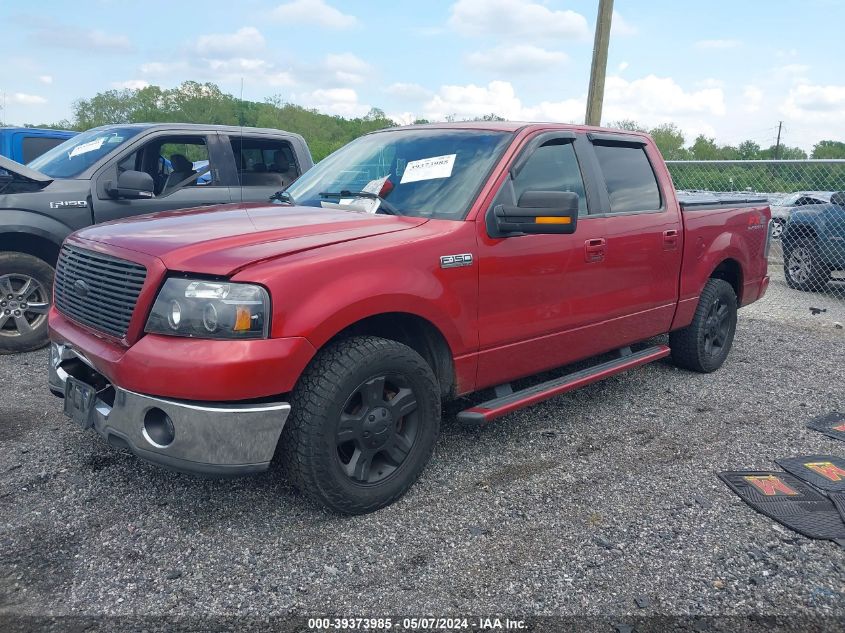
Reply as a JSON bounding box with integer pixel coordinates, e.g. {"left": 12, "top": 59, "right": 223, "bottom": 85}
{"left": 48, "top": 123, "right": 771, "bottom": 513}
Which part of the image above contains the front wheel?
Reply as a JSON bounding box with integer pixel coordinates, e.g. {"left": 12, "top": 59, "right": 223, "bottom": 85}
{"left": 279, "top": 335, "right": 441, "bottom": 514}
{"left": 669, "top": 278, "right": 738, "bottom": 373}
{"left": 783, "top": 237, "right": 830, "bottom": 292}
{"left": 0, "top": 252, "right": 54, "bottom": 354}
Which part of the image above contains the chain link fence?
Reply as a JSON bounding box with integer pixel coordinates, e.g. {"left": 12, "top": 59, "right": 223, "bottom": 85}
{"left": 666, "top": 160, "right": 845, "bottom": 327}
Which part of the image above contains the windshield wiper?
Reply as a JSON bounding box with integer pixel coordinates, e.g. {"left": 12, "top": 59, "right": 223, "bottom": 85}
{"left": 318, "top": 190, "right": 403, "bottom": 216}
{"left": 271, "top": 190, "right": 295, "bottom": 205}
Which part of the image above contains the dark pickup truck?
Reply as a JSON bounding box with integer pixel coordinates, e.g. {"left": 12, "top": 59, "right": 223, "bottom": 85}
{"left": 48, "top": 122, "right": 771, "bottom": 514}
{"left": 0, "top": 123, "right": 312, "bottom": 353}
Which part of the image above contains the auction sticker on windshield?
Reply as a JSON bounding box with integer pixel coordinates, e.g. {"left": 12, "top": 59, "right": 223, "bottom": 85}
{"left": 400, "top": 154, "right": 456, "bottom": 184}
{"left": 68, "top": 137, "right": 106, "bottom": 158}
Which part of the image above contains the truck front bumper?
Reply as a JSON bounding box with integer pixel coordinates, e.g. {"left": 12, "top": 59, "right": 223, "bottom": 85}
{"left": 49, "top": 342, "right": 290, "bottom": 476}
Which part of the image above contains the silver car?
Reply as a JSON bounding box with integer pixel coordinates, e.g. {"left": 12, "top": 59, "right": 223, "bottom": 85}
{"left": 769, "top": 191, "right": 833, "bottom": 238}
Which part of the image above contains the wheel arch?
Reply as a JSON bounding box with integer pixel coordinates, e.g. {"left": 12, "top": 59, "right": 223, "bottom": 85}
{"left": 709, "top": 258, "right": 743, "bottom": 303}
{"left": 0, "top": 231, "right": 62, "bottom": 265}
{"left": 322, "top": 311, "right": 456, "bottom": 399}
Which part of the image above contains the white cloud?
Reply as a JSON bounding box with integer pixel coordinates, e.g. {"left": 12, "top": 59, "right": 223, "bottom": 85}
{"left": 782, "top": 83, "right": 845, "bottom": 115}
{"left": 466, "top": 45, "right": 568, "bottom": 73}
{"left": 112, "top": 79, "right": 151, "bottom": 90}
{"left": 612, "top": 11, "right": 638, "bottom": 36}
{"left": 194, "top": 27, "right": 265, "bottom": 58}
{"left": 322, "top": 53, "right": 371, "bottom": 84}
{"left": 38, "top": 75, "right": 53, "bottom": 85}
{"left": 51, "top": 28, "right": 132, "bottom": 53}
{"left": 449, "top": 0, "right": 589, "bottom": 40}
{"left": 9, "top": 93, "right": 47, "bottom": 105}
{"left": 743, "top": 86, "right": 763, "bottom": 113}
{"left": 386, "top": 83, "right": 431, "bottom": 101}
{"left": 423, "top": 81, "right": 526, "bottom": 120}
{"left": 603, "top": 74, "right": 726, "bottom": 119}
{"left": 140, "top": 56, "right": 294, "bottom": 88}
{"left": 777, "top": 63, "right": 811, "bottom": 77}
{"left": 269, "top": 0, "right": 357, "bottom": 29}
{"left": 695, "top": 39, "right": 741, "bottom": 50}
{"left": 618, "top": 61, "right": 629, "bottom": 72}
{"left": 296, "top": 87, "right": 371, "bottom": 117}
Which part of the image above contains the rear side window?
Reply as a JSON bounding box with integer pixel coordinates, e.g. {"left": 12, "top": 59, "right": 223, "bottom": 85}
{"left": 22, "top": 136, "right": 67, "bottom": 163}
{"left": 593, "top": 144, "right": 661, "bottom": 213}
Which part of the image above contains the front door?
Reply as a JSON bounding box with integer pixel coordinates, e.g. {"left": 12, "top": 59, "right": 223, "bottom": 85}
{"left": 475, "top": 133, "right": 610, "bottom": 388}
{"left": 91, "top": 132, "right": 233, "bottom": 223}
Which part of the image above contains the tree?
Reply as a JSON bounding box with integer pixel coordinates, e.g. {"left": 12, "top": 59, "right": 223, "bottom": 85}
{"left": 736, "top": 140, "right": 761, "bottom": 160}
{"left": 811, "top": 140, "right": 845, "bottom": 159}
{"left": 649, "top": 123, "right": 689, "bottom": 160}
{"left": 690, "top": 135, "right": 721, "bottom": 160}
{"left": 608, "top": 119, "right": 646, "bottom": 132}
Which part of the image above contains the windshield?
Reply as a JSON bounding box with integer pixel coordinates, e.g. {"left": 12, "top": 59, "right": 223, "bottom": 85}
{"left": 282, "top": 128, "right": 513, "bottom": 219}
{"left": 28, "top": 126, "right": 144, "bottom": 178}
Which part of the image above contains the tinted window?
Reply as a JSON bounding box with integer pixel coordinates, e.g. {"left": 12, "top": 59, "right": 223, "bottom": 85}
{"left": 512, "top": 140, "right": 587, "bottom": 215}
{"left": 22, "top": 136, "right": 67, "bottom": 163}
{"left": 594, "top": 144, "right": 661, "bottom": 213}
{"left": 230, "top": 137, "right": 300, "bottom": 188}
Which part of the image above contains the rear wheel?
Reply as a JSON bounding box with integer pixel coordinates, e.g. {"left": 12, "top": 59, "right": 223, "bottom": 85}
{"left": 0, "top": 253, "right": 53, "bottom": 354}
{"left": 669, "top": 278, "right": 737, "bottom": 373}
{"left": 770, "top": 218, "right": 785, "bottom": 239}
{"left": 784, "top": 237, "right": 830, "bottom": 292}
{"left": 280, "top": 335, "right": 441, "bottom": 514}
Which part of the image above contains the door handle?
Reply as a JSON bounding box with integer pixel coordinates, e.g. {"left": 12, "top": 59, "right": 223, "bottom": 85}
{"left": 585, "top": 238, "right": 607, "bottom": 263}
{"left": 663, "top": 229, "right": 679, "bottom": 250}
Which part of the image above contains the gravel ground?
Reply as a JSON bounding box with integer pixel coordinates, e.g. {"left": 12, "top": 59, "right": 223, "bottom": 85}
{"left": 1, "top": 291, "right": 844, "bottom": 628}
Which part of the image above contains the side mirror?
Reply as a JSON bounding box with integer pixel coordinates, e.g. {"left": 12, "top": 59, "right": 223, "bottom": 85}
{"left": 106, "top": 170, "right": 155, "bottom": 199}
{"left": 491, "top": 190, "right": 579, "bottom": 237}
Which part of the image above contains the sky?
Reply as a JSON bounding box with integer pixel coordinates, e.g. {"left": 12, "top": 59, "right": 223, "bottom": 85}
{"left": 1, "top": 0, "right": 844, "bottom": 152}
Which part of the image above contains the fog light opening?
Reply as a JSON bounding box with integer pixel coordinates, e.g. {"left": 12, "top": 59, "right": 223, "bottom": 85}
{"left": 142, "top": 408, "right": 175, "bottom": 448}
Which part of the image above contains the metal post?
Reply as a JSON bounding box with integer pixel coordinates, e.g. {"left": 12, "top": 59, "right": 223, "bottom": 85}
{"left": 585, "top": 0, "right": 614, "bottom": 126}
{"left": 775, "top": 121, "right": 783, "bottom": 160}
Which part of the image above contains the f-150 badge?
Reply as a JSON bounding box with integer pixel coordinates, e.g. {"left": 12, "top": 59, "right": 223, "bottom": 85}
{"left": 50, "top": 200, "right": 87, "bottom": 209}
{"left": 440, "top": 254, "right": 473, "bottom": 269}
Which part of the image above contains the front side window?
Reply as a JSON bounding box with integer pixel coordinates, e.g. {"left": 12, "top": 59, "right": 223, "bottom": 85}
{"left": 282, "top": 129, "right": 513, "bottom": 219}
{"left": 28, "top": 126, "right": 143, "bottom": 178}
{"left": 115, "top": 135, "right": 214, "bottom": 196}
{"left": 593, "top": 143, "right": 661, "bottom": 213}
{"left": 511, "top": 140, "right": 588, "bottom": 215}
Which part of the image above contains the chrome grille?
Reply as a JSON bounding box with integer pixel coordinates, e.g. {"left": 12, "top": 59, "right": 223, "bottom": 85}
{"left": 54, "top": 245, "right": 147, "bottom": 338}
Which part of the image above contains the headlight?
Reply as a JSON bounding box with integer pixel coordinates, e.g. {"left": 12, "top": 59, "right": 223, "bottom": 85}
{"left": 145, "top": 279, "right": 270, "bottom": 339}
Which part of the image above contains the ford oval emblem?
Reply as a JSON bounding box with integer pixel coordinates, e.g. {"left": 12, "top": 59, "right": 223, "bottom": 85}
{"left": 73, "top": 279, "right": 89, "bottom": 298}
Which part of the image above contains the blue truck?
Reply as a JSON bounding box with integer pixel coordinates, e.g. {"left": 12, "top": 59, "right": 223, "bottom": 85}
{"left": 0, "top": 127, "right": 77, "bottom": 165}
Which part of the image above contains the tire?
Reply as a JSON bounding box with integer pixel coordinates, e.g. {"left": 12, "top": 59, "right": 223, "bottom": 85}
{"left": 0, "top": 252, "right": 54, "bottom": 354}
{"left": 783, "top": 237, "right": 830, "bottom": 292}
{"left": 279, "top": 335, "right": 441, "bottom": 514}
{"left": 669, "top": 278, "right": 738, "bottom": 373}
{"left": 770, "top": 218, "right": 785, "bottom": 240}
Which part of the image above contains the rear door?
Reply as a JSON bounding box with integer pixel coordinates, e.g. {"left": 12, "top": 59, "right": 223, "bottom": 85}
{"left": 91, "top": 131, "right": 234, "bottom": 223}
{"left": 584, "top": 132, "right": 682, "bottom": 333}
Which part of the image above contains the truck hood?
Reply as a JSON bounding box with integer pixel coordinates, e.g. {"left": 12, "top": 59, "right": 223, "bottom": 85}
{"left": 0, "top": 154, "right": 53, "bottom": 184}
{"left": 74, "top": 202, "right": 428, "bottom": 276}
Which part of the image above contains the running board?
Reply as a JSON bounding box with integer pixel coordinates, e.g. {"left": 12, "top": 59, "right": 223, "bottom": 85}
{"left": 457, "top": 345, "right": 671, "bottom": 425}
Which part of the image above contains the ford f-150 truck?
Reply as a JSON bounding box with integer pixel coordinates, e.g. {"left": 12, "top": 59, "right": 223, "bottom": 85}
{"left": 0, "top": 123, "right": 312, "bottom": 354}
{"left": 47, "top": 123, "right": 771, "bottom": 514}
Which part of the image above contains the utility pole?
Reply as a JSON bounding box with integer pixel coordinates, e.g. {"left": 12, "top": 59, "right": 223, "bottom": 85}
{"left": 774, "top": 121, "right": 783, "bottom": 160}
{"left": 585, "top": 0, "right": 614, "bottom": 126}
